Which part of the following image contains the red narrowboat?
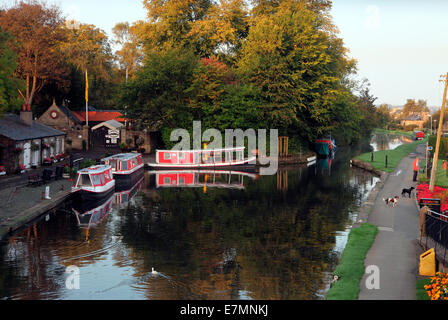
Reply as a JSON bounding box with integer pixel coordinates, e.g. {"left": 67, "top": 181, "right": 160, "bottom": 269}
{"left": 101, "top": 153, "right": 144, "bottom": 189}
{"left": 148, "top": 147, "right": 256, "bottom": 171}
{"left": 71, "top": 165, "right": 115, "bottom": 202}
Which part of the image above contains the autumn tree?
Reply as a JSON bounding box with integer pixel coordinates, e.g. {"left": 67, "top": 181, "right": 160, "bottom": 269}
{"left": 112, "top": 22, "right": 143, "bottom": 81}
{"left": 0, "top": 1, "right": 68, "bottom": 108}
{"left": 402, "top": 98, "right": 429, "bottom": 117}
{"left": 237, "top": 0, "right": 356, "bottom": 141}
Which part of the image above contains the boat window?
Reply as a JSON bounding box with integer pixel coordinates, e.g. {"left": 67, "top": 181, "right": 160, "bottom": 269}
{"left": 179, "top": 152, "right": 185, "bottom": 160}
{"left": 122, "top": 161, "right": 128, "bottom": 171}
{"left": 163, "top": 177, "right": 171, "bottom": 184}
{"left": 109, "top": 159, "right": 117, "bottom": 170}
{"left": 104, "top": 171, "right": 110, "bottom": 181}
{"left": 91, "top": 174, "right": 101, "bottom": 186}
{"left": 80, "top": 174, "right": 92, "bottom": 187}
{"left": 100, "top": 174, "right": 105, "bottom": 185}
{"left": 179, "top": 177, "right": 185, "bottom": 185}
{"left": 164, "top": 153, "right": 171, "bottom": 160}
{"left": 138, "top": 156, "right": 142, "bottom": 164}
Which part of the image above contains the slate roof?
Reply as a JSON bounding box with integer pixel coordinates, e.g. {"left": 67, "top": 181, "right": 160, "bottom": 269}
{"left": 58, "top": 105, "right": 83, "bottom": 124}
{"left": 0, "top": 114, "right": 65, "bottom": 141}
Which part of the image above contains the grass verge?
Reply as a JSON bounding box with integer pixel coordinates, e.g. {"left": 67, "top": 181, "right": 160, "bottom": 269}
{"left": 373, "top": 128, "right": 414, "bottom": 137}
{"left": 355, "top": 138, "right": 427, "bottom": 173}
{"left": 419, "top": 158, "right": 448, "bottom": 187}
{"left": 325, "top": 223, "right": 379, "bottom": 300}
{"left": 416, "top": 278, "right": 431, "bottom": 300}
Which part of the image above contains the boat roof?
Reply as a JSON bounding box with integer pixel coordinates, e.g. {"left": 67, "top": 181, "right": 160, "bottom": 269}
{"left": 77, "top": 164, "right": 111, "bottom": 174}
{"left": 156, "top": 147, "right": 245, "bottom": 153}
{"left": 102, "top": 153, "right": 141, "bottom": 161}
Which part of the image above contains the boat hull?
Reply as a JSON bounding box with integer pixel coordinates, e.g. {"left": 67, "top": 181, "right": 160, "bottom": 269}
{"left": 73, "top": 183, "right": 115, "bottom": 203}
{"left": 147, "top": 156, "right": 257, "bottom": 172}
{"left": 113, "top": 167, "right": 145, "bottom": 191}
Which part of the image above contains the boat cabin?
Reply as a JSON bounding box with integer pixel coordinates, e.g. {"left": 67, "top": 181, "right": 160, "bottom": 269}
{"left": 102, "top": 153, "right": 143, "bottom": 174}
{"left": 155, "top": 147, "right": 246, "bottom": 165}
{"left": 73, "top": 165, "right": 113, "bottom": 189}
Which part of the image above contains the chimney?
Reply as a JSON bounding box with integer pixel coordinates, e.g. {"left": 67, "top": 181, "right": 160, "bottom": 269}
{"left": 20, "top": 104, "right": 33, "bottom": 126}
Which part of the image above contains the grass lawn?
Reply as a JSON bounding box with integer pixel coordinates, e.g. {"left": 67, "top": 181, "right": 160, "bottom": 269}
{"left": 355, "top": 138, "right": 427, "bottom": 173}
{"left": 416, "top": 278, "right": 431, "bottom": 300}
{"left": 325, "top": 223, "right": 378, "bottom": 300}
{"left": 374, "top": 128, "right": 414, "bottom": 137}
{"left": 419, "top": 158, "right": 448, "bottom": 187}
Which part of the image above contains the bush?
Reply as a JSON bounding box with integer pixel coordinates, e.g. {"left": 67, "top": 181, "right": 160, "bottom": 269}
{"left": 80, "top": 159, "right": 97, "bottom": 169}
{"left": 428, "top": 135, "right": 448, "bottom": 160}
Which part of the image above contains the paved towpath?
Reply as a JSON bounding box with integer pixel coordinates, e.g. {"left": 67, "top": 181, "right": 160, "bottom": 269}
{"left": 358, "top": 143, "right": 426, "bottom": 300}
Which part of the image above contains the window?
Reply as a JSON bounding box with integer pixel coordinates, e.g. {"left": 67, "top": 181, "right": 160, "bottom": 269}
{"left": 122, "top": 161, "right": 128, "bottom": 171}
{"left": 100, "top": 174, "right": 105, "bottom": 185}
{"left": 80, "top": 174, "right": 92, "bottom": 187}
{"left": 179, "top": 152, "right": 185, "bottom": 160}
{"left": 104, "top": 171, "right": 110, "bottom": 181}
{"left": 91, "top": 174, "right": 101, "bottom": 186}
{"left": 163, "top": 177, "right": 171, "bottom": 184}
{"left": 164, "top": 153, "right": 171, "bottom": 160}
{"left": 179, "top": 177, "right": 185, "bottom": 185}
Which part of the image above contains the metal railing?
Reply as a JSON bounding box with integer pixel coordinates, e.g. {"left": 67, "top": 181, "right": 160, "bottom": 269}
{"left": 420, "top": 209, "right": 448, "bottom": 263}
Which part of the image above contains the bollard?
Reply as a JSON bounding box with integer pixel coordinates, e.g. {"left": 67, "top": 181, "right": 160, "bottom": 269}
{"left": 385, "top": 155, "right": 388, "bottom": 168}
{"left": 371, "top": 152, "right": 374, "bottom": 162}
{"left": 45, "top": 186, "right": 51, "bottom": 200}
{"left": 60, "top": 184, "right": 64, "bottom": 191}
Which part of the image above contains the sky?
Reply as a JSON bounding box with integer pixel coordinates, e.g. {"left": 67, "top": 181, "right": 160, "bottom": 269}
{"left": 3, "top": 0, "right": 448, "bottom": 107}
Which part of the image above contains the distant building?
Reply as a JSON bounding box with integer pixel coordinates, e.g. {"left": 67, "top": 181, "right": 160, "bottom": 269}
{"left": 400, "top": 112, "right": 429, "bottom": 129}
{"left": 0, "top": 106, "right": 65, "bottom": 173}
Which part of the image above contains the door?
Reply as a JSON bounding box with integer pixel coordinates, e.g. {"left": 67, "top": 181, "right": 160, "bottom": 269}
{"left": 23, "top": 142, "right": 31, "bottom": 168}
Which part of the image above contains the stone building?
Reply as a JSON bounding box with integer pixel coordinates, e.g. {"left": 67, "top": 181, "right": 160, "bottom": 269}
{"left": 0, "top": 106, "right": 65, "bottom": 173}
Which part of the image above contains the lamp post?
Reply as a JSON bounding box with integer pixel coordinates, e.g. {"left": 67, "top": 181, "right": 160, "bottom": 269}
{"left": 429, "top": 114, "right": 432, "bottom": 135}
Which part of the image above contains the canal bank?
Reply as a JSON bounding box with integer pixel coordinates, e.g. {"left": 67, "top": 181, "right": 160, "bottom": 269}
{"left": 327, "top": 142, "right": 426, "bottom": 300}
{"left": 0, "top": 179, "right": 73, "bottom": 240}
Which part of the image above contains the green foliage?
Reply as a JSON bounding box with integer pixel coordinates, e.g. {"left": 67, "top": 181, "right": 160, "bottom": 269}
{"left": 0, "top": 28, "right": 23, "bottom": 116}
{"left": 326, "top": 223, "right": 378, "bottom": 300}
{"left": 428, "top": 135, "right": 448, "bottom": 160}
{"left": 80, "top": 159, "right": 97, "bottom": 169}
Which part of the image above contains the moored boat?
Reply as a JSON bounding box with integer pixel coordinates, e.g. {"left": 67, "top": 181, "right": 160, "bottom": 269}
{"left": 314, "top": 138, "right": 337, "bottom": 157}
{"left": 71, "top": 164, "right": 115, "bottom": 202}
{"left": 147, "top": 147, "right": 256, "bottom": 171}
{"left": 101, "top": 153, "right": 144, "bottom": 189}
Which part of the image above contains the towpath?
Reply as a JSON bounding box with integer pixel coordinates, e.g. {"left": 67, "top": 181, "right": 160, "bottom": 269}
{"left": 358, "top": 143, "right": 426, "bottom": 300}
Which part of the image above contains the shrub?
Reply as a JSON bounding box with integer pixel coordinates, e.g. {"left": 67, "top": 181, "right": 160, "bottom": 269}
{"left": 80, "top": 159, "right": 97, "bottom": 169}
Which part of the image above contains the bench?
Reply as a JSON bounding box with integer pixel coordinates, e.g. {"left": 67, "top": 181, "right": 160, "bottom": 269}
{"left": 28, "top": 173, "right": 43, "bottom": 186}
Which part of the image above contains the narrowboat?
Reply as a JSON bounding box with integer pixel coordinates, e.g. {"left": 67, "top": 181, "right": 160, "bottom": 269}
{"left": 71, "top": 165, "right": 115, "bottom": 202}
{"left": 148, "top": 170, "right": 258, "bottom": 190}
{"left": 314, "top": 138, "right": 337, "bottom": 157}
{"left": 114, "top": 176, "right": 144, "bottom": 205}
{"left": 413, "top": 131, "right": 425, "bottom": 141}
{"left": 147, "top": 147, "right": 256, "bottom": 171}
{"left": 101, "top": 153, "right": 144, "bottom": 188}
{"left": 72, "top": 194, "right": 114, "bottom": 227}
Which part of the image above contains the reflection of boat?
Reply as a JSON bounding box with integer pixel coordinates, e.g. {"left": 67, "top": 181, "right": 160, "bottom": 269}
{"left": 101, "top": 153, "right": 144, "bottom": 188}
{"left": 148, "top": 170, "right": 258, "bottom": 189}
{"left": 71, "top": 165, "right": 115, "bottom": 202}
{"left": 314, "top": 138, "right": 337, "bottom": 157}
{"left": 315, "top": 157, "right": 332, "bottom": 176}
{"left": 147, "top": 147, "right": 256, "bottom": 171}
{"left": 114, "top": 176, "right": 144, "bottom": 205}
{"left": 72, "top": 194, "right": 114, "bottom": 227}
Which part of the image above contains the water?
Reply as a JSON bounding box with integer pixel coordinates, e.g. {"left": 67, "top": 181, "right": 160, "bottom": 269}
{"left": 0, "top": 134, "right": 404, "bottom": 300}
{"left": 370, "top": 133, "right": 413, "bottom": 152}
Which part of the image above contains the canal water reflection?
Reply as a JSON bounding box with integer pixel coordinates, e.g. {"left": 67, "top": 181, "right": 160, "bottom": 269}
{"left": 370, "top": 133, "right": 413, "bottom": 152}
{"left": 0, "top": 137, "right": 396, "bottom": 300}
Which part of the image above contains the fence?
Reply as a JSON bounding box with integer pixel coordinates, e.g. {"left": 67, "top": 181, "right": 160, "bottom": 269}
{"left": 420, "top": 209, "right": 448, "bottom": 263}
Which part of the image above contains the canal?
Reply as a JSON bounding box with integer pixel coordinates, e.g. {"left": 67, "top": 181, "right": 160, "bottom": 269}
{"left": 0, "top": 133, "right": 408, "bottom": 300}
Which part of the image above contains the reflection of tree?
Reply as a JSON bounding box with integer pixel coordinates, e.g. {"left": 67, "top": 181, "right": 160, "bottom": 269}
{"left": 119, "top": 153, "right": 365, "bottom": 300}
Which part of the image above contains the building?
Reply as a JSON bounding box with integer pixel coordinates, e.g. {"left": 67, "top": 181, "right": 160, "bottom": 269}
{"left": 0, "top": 106, "right": 65, "bottom": 173}
{"left": 38, "top": 101, "right": 158, "bottom": 152}
{"left": 400, "top": 112, "right": 429, "bottom": 130}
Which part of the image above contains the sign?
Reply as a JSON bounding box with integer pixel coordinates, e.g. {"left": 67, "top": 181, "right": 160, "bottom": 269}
{"left": 419, "top": 198, "right": 441, "bottom": 213}
{"left": 428, "top": 146, "right": 433, "bottom": 151}
{"left": 106, "top": 129, "right": 119, "bottom": 139}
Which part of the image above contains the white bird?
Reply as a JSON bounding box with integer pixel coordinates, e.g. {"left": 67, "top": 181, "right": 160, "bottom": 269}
{"left": 152, "top": 267, "right": 158, "bottom": 275}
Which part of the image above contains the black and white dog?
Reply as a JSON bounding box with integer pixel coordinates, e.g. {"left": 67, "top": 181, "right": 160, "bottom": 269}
{"left": 383, "top": 196, "right": 399, "bottom": 207}
{"left": 401, "top": 187, "right": 415, "bottom": 198}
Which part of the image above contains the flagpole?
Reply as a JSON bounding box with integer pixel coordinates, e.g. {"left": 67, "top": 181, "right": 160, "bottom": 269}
{"left": 85, "top": 69, "right": 89, "bottom": 127}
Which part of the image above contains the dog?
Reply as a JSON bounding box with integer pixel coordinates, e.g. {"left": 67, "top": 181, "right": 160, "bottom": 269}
{"left": 401, "top": 187, "right": 415, "bottom": 198}
{"left": 383, "top": 196, "right": 399, "bottom": 207}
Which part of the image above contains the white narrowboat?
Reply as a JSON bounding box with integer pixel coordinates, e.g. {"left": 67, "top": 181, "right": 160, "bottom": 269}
{"left": 147, "top": 147, "right": 256, "bottom": 171}
{"left": 71, "top": 165, "right": 115, "bottom": 202}
{"left": 101, "top": 153, "right": 144, "bottom": 189}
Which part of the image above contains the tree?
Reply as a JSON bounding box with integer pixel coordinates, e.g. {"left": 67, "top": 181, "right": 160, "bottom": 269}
{"left": 0, "top": 28, "right": 23, "bottom": 116}
{"left": 402, "top": 98, "right": 429, "bottom": 117}
{"left": 0, "top": 1, "right": 68, "bottom": 108}
{"left": 237, "top": 0, "right": 356, "bottom": 141}
{"left": 112, "top": 22, "right": 143, "bottom": 81}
